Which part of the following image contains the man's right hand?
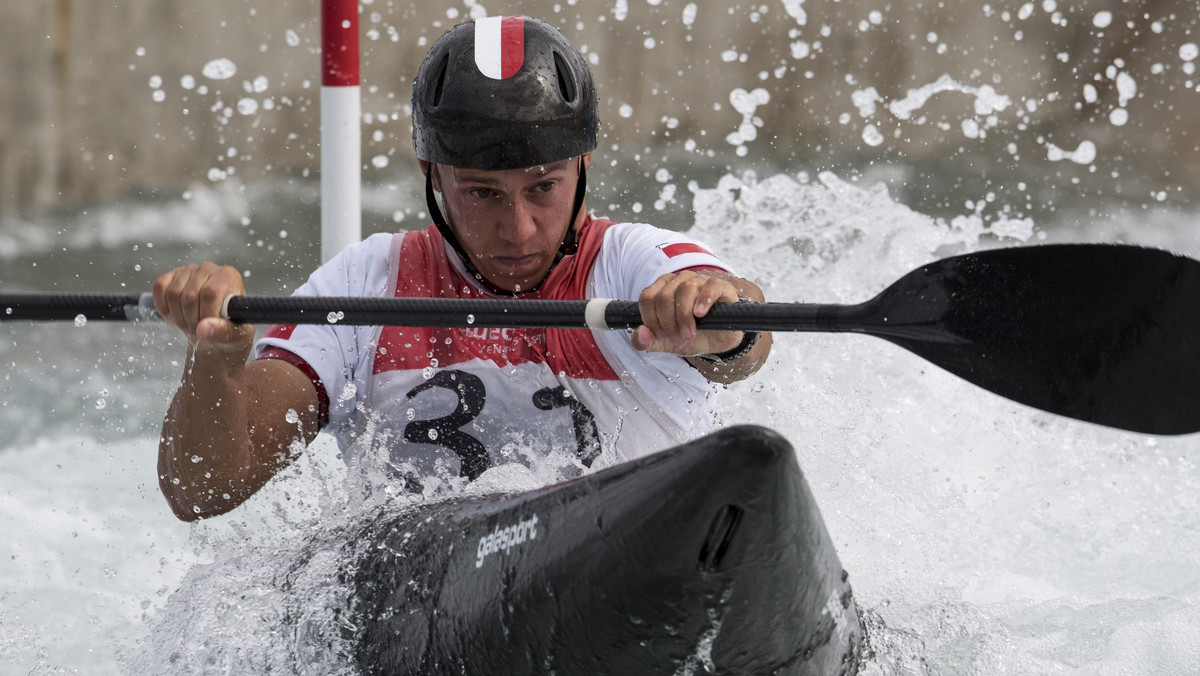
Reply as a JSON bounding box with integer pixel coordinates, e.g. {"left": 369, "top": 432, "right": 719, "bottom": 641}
{"left": 153, "top": 262, "right": 320, "bottom": 521}
{"left": 153, "top": 262, "right": 255, "bottom": 352}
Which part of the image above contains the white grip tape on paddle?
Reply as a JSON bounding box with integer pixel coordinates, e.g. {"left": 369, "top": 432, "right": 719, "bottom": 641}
{"left": 220, "top": 294, "right": 236, "bottom": 320}
{"left": 584, "top": 298, "right": 613, "bottom": 331}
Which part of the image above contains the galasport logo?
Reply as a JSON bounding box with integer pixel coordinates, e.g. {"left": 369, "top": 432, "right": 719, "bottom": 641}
{"left": 475, "top": 513, "right": 540, "bottom": 568}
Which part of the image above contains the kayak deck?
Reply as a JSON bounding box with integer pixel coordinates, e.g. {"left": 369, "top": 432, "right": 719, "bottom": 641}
{"left": 352, "top": 424, "right": 863, "bottom": 674}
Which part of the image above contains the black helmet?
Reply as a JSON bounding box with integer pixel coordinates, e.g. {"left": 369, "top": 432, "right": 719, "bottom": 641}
{"left": 412, "top": 16, "right": 599, "bottom": 170}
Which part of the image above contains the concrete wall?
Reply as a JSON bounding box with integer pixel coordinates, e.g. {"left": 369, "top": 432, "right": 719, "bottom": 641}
{"left": 2, "top": 0, "right": 1198, "bottom": 215}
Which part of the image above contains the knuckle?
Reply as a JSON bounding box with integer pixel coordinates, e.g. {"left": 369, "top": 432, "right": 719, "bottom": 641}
{"left": 152, "top": 273, "right": 172, "bottom": 295}
{"left": 180, "top": 286, "right": 200, "bottom": 307}
{"left": 198, "top": 284, "right": 221, "bottom": 305}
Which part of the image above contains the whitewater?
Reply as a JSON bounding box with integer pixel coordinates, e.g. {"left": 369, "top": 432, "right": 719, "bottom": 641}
{"left": 4, "top": 2, "right": 1200, "bottom": 674}
{"left": 2, "top": 170, "right": 1198, "bottom": 673}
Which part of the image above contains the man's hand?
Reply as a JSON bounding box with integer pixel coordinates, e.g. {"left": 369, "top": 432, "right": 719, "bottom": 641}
{"left": 153, "top": 262, "right": 255, "bottom": 354}
{"left": 631, "top": 270, "right": 772, "bottom": 384}
{"left": 632, "top": 270, "right": 743, "bottom": 356}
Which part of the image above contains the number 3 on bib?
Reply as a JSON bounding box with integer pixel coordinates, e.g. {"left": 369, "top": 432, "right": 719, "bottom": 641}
{"left": 402, "top": 370, "right": 601, "bottom": 481}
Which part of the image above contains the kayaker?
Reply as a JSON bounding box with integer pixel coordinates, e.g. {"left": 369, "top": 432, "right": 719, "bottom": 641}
{"left": 152, "top": 15, "right": 772, "bottom": 521}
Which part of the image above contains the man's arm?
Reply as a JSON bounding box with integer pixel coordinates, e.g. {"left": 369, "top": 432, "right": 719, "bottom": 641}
{"left": 632, "top": 270, "right": 773, "bottom": 384}
{"left": 154, "top": 263, "right": 320, "bottom": 521}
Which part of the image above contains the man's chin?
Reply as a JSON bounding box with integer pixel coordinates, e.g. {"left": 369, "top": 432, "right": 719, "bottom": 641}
{"left": 481, "top": 265, "right": 549, "bottom": 293}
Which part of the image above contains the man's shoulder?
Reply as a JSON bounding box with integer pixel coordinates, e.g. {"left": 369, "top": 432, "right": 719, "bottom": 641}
{"left": 587, "top": 218, "right": 673, "bottom": 249}
{"left": 593, "top": 220, "right": 721, "bottom": 261}
{"left": 326, "top": 231, "right": 399, "bottom": 266}
{"left": 302, "top": 231, "right": 404, "bottom": 295}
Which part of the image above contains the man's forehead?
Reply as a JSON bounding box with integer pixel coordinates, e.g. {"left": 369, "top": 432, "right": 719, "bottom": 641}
{"left": 451, "top": 159, "right": 575, "bottom": 181}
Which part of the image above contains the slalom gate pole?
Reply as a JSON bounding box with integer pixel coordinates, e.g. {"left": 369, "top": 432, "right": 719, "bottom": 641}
{"left": 320, "top": 0, "right": 362, "bottom": 262}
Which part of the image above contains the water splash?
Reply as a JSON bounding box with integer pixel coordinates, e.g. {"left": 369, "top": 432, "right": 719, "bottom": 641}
{"left": 201, "top": 58, "right": 237, "bottom": 81}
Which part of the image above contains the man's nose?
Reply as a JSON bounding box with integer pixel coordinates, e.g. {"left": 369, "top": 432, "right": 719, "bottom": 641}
{"left": 498, "top": 197, "right": 537, "bottom": 244}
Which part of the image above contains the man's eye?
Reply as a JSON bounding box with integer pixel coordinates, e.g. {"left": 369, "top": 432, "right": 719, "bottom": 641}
{"left": 468, "top": 188, "right": 494, "bottom": 199}
{"left": 534, "top": 181, "right": 556, "bottom": 193}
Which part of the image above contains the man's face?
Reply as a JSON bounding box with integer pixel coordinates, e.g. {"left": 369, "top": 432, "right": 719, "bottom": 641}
{"left": 431, "top": 155, "right": 590, "bottom": 293}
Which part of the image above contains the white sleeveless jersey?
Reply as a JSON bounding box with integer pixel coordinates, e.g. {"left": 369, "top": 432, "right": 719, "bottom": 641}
{"left": 255, "top": 217, "right": 733, "bottom": 484}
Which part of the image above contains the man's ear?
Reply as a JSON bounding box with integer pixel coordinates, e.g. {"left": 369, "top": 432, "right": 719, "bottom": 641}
{"left": 419, "top": 160, "right": 440, "bottom": 191}
{"left": 581, "top": 152, "right": 593, "bottom": 171}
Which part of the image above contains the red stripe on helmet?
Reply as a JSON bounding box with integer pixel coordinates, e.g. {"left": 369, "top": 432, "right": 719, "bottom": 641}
{"left": 500, "top": 15, "right": 525, "bottom": 79}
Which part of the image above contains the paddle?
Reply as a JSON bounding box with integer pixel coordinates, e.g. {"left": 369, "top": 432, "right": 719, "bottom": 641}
{"left": 3, "top": 243, "right": 1198, "bottom": 435}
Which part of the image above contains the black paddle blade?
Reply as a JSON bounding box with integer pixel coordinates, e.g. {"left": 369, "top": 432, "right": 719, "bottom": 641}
{"left": 860, "top": 244, "right": 1200, "bottom": 435}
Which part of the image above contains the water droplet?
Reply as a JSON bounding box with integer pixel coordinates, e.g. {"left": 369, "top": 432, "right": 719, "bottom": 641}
{"left": 201, "top": 58, "right": 237, "bottom": 80}
{"left": 466, "top": 314, "right": 475, "bottom": 324}
{"left": 74, "top": 314, "right": 87, "bottom": 327}
{"left": 191, "top": 455, "right": 203, "bottom": 463}
{"left": 427, "top": 428, "right": 439, "bottom": 441}
{"left": 327, "top": 310, "right": 345, "bottom": 323}
{"left": 95, "top": 399, "right": 107, "bottom": 410}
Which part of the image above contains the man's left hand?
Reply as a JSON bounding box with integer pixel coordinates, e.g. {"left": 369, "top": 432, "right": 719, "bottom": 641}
{"left": 631, "top": 270, "right": 745, "bottom": 357}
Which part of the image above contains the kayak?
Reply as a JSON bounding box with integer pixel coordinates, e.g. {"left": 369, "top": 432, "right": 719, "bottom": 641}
{"left": 350, "top": 424, "right": 863, "bottom": 674}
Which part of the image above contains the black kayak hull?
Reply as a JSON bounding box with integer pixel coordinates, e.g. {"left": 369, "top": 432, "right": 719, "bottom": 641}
{"left": 353, "top": 424, "right": 862, "bottom": 674}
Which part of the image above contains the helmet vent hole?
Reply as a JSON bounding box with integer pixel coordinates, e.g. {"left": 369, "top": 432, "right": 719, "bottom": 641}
{"left": 431, "top": 53, "right": 450, "bottom": 107}
{"left": 553, "top": 51, "right": 577, "bottom": 103}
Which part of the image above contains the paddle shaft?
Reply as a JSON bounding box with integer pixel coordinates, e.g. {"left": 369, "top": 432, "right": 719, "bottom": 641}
{"left": 0, "top": 291, "right": 897, "bottom": 335}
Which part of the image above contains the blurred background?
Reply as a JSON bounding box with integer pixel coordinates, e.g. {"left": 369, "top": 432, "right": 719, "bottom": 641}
{"left": 3, "top": 0, "right": 1198, "bottom": 258}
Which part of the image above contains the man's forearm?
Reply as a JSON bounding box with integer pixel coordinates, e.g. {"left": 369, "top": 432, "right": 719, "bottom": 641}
{"left": 158, "top": 346, "right": 263, "bottom": 520}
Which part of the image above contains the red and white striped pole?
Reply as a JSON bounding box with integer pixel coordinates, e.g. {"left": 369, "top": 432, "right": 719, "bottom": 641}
{"left": 320, "top": 0, "right": 362, "bottom": 262}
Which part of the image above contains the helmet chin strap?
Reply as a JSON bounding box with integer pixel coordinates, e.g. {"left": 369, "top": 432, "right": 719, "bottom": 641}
{"left": 423, "top": 158, "right": 588, "bottom": 297}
